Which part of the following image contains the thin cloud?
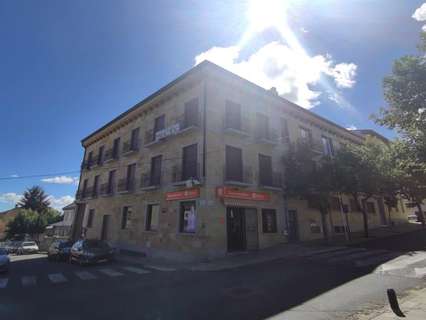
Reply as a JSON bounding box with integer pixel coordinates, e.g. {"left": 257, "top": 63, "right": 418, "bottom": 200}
{"left": 41, "top": 176, "right": 79, "bottom": 185}
{"left": 0, "top": 193, "right": 22, "bottom": 205}
{"left": 47, "top": 195, "right": 75, "bottom": 211}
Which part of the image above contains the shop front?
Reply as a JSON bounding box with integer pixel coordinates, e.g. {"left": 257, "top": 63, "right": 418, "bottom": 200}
{"left": 217, "top": 187, "right": 275, "bottom": 253}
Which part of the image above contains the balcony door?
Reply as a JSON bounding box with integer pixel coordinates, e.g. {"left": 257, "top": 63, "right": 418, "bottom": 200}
{"left": 182, "top": 144, "right": 198, "bottom": 181}
{"left": 154, "top": 115, "right": 165, "bottom": 138}
{"left": 126, "top": 163, "right": 136, "bottom": 190}
{"left": 259, "top": 154, "right": 273, "bottom": 186}
{"left": 225, "top": 146, "right": 243, "bottom": 182}
{"left": 225, "top": 101, "right": 241, "bottom": 130}
{"left": 150, "top": 155, "right": 162, "bottom": 185}
{"left": 256, "top": 113, "right": 269, "bottom": 139}
{"left": 184, "top": 98, "right": 199, "bottom": 127}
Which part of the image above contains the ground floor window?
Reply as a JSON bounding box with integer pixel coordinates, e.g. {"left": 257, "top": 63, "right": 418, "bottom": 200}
{"left": 262, "top": 209, "right": 277, "bottom": 233}
{"left": 180, "top": 201, "right": 196, "bottom": 233}
{"left": 146, "top": 204, "right": 159, "bottom": 231}
{"left": 87, "top": 209, "right": 95, "bottom": 228}
{"left": 121, "top": 206, "right": 132, "bottom": 229}
{"left": 366, "top": 202, "right": 376, "bottom": 214}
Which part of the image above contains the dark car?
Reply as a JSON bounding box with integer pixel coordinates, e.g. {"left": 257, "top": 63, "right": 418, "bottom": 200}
{"left": 70, "top": 239, "right": 114, "bottom": 265}
{"left": 0, "top": 248, "right": 10, "bottom": 273}
{"left": 48, "top": 240, "right": 73, "bottom": 261}
{"left": 6, "top": 241, "right": 21, "bottom": 254}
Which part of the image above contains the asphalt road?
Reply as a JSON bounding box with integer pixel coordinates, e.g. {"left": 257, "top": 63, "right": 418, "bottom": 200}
{"left": 1, "top": 230, "right": 426, "bottom": 320}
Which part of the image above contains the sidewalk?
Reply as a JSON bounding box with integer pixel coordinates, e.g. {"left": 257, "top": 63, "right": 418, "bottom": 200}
{"left": 116, "top": 223, "right": 424, "bottom": 272}
{"left": 353, "top": 286, "right": 426, "bottom": 320}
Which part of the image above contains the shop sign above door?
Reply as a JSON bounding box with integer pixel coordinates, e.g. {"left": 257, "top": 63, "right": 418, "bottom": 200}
{"left": 166, "top": 188, "right": 200, "bottom": 201}
{"left": 216, "top": 187, "right": 270, "bottom": 201}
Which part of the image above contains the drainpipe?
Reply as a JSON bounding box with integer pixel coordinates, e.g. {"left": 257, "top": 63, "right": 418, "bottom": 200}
{"left": 202, "top": 78, "right": 207, "bottom": 179}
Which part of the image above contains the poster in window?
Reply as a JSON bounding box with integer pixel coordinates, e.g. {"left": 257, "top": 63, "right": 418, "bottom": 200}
{"left": 183, "top": 205, "right": 196, "bottom": 233}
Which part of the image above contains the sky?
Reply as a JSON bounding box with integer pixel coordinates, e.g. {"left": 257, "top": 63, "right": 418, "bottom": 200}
{"left": 1, "top": 0, "right": 426, "bottom": 212}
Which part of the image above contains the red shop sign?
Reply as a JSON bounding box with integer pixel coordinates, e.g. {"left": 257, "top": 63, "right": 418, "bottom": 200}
{"left": 216, "top": 187, "right": 270, "bottom": 201}
{"left": 166, "top": 188, "right": 200, "bottom": 201}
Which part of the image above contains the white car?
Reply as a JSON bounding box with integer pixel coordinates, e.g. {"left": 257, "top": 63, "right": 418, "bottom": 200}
{"left": 0, "top": 248, "right": 10, "bottom": 272}
{"left": 16, "top": 241, "right": 39, "bottom": 255}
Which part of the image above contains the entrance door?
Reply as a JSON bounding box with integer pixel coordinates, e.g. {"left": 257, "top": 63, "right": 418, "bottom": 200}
{"left": 287, "top": 210, "right": 299, "bottom": 242}
{"left": 227, "top": 207, "right": 246, "bottom": 252}
{"left": 100, "top": 215, "right": 110, "bottom": 241}
{"left": 245, "top": 208, "right": 259, "bottom": 250}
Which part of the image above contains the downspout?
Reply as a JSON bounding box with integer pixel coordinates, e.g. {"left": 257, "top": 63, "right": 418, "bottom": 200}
{"left": 202, "top": 79, "right": 207, "bottom": 179}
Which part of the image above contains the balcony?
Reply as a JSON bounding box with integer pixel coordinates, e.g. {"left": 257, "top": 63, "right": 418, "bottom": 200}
{"left": 255, "top": 127, "right": 279, "bottom": 145}
{"left": 104, "top": 149, "right": 119, "bottom": 163}
{"left": 91, "top": 186, "right": 100, "bottom": 198}
{"left": 140, "top": 172, "right": 162, "bottom": 190}
{"left": 122, "top": 140, "right": 140, "bottom": 156}
{"left": 223, "top": 116, "right": 250, "bottom": 137}
{"left": 259, "top": 172, "right": 284, "bottom": 190}
{"left": 81, "top": 159, "right": 94, "bottom": 171}
{"left": 224, "top": 165, "right": 253, "bottom": 186}
{"left": 172, "top": 162, "right": 202, "bottom": 186}
{"left": 100, "top": 183, "right": 114, "bottom": 197}
{"left": 117, "top": 178, "right": 136, "bottom": 194}
{"left": 144, "top": 114, "right": 201, "bottom": 147}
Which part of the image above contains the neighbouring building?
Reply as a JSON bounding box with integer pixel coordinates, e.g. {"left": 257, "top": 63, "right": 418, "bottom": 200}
{"left": 0, "top": 207, "right": 20, "bottom": 240}
{"left": 46, "top": 202, "right": 76, "bottom": 238}
{"left": 73, "top": 61, "right": 409, "bottom": 260}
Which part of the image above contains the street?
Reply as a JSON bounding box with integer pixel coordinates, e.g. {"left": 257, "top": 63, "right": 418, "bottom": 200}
{"left": 1, "top": 230, "right": 426, "bottom": 320}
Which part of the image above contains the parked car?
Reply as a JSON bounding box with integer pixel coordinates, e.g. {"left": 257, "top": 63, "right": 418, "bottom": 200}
{"left": 70, "top": 239, "right": 114, "bottom": 265}
{"left": 5, "top": 241, "right": 21, "bottom": 254}
{"left": 0, "top": 248, "right": 10, "bottom": 273}
{"left": 48, "top": 240, "right": 73, "bottom": 261}
{"left": 16, "top": 241, "right": 39, "bottom": 255}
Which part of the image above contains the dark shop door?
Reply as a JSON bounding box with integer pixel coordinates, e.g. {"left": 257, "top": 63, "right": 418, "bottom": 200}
{"left": 227, "top": 207, "right": 246, "bottom": 252}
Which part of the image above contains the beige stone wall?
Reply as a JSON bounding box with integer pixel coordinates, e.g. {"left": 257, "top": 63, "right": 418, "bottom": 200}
{"left": 77, "top": 71, "right": 409, "bottom": 259}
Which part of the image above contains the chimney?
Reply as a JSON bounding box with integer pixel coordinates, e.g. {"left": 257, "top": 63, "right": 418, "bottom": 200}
{"left": 269, "top": 87, "right": 278, "bottom": 96}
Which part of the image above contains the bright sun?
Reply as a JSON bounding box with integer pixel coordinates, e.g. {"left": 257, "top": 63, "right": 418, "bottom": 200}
{"left": 246, "top": 0, "right": 290, "bottom": 33}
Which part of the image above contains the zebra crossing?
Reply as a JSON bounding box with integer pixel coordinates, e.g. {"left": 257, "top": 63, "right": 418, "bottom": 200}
{"left": 0, "top": 265, "right": 153, "bottom": 290}
{"left": 298, "top": 246, "right": 402, "bottom": 268}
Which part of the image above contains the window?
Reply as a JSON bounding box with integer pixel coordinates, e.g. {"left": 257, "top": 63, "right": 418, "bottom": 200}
{"left": 93, "top": 175, "right": 100, "bottom": 197}
{"left": 334, "top": 226, "right": 346, "bottom": 233}
{"left": 87, "top": 209, "right": 95, "bottom": 228}
{"left": 130, "top": 128, "right": 140, "bottom": 150}
{"left": 262, "top": 209, "right": 277, "bottom": 233}
{"left": 121, "top": 206, "right": 132, "bottom": 229}
{"left": 310, "top": 222, "right": 321, "bottom": 233}
{"left": 87, "top": 151, "right": 93, "bottom": 169}
{"left": 182, "top": 144, "right": 198, "bottom": 180}
{"left": 366, "top": 202, "right": 376, "bottom": 214}
{"left": 150, "top": 155, "right": 162, "bottom": 185}
{"left": 225, "top": 145, "right": 243, "bottom": 182}
{"left": 112, "top": 138, "right": 120, "bottom": 159}
{"left": 107, "top": 170, "right": 116, "bottom": 194}
{"left": 184, "top": 98, "right": 199, "bottom": 127}
{"left": 126, "top": 163, "right": 136, "bottom": 190}
{"left": 97, "top": 146, "right": 104, "bottom": 165}
{"left": 146, "top": 204, "right": 160, "bottom": 231}
{"left": 321, "top": 136, "right": 335, "bottom": 156}
{"left": 256, "top": 113, "right": 270, "bottom": 139}
{"left": 259, "top": 154, "right": 273, "bottom": 186}
{"left": 180, "top": 201, "right": 196, "bottom": 233}
{"left": 153, "top": 114, "right": 165, "bottom": 139}
{"left": 300, "top": 127, "right": 312, "bottom": 142}
{"left": 81, "top": 179, "right": 88, "bottom": 197}
{"left": 350, "top": 199, "right": 359, "bottom": 212}
{"left": 225, "top": 100, "right": 242, "bottom": 130}
{"left": 280, "top": 118, "right": 289, "bottom": 140}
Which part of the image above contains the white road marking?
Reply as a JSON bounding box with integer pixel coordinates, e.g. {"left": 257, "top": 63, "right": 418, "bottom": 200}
{"left": 328, "top": 250, "right": 388, "bottom": 263}
{"left": 145, "top": 265, "right": 176, "bottom": 272}
{"left": 48, "top": 273, "right": 67, "bottom": 283}
{"left": 75, "top": 271, "right": 97, "bottom": 280}
{"left": 0, "top": 278, "right": 8, "bottom": 288}
{"left": 21, "top": 276, "right": 36, "bottom": 287}
{"left": 378, "top": 252, "right": 426, "bottom": 272}
{"left": 99, "top": 268, "right": 124, "bottom": 277}
{"left": 121, "top": 266, "right": 151, "bottom": 274}
{"left": 414, "top": 267, "right": 426, "bottom": 278}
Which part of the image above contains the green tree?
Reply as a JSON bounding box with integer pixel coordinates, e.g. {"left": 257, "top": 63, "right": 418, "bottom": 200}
{"left": 374, "top": 35, "right": 426, "bottom": 163}
{"left": 284, "top": 142, "right": 339, "bottom": 240}
{"left": 17, "top": 186, "right": 50, "bottom": 213}
{"left": 334, "top": 137, "right": 390, "bottom": 238}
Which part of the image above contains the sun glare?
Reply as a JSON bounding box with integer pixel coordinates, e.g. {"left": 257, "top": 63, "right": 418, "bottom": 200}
{"left": 246, "top": 0, "right": 290, "bottom": 33}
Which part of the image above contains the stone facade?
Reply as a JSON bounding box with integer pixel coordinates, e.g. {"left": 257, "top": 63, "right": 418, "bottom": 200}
{"left": 74, "top": 61, "right": 408, "bottom": 260}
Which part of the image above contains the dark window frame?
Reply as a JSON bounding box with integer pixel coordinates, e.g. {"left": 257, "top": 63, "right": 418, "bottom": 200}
{"left": 87, "top": 209, "right": 95, "bottom": 228}
{"left": 146, "top": 204, "right": 160, "bottom": 231}
{"left": 262, "top": 209, "right": 277, "bottom": 233}
{"left": 121, "top": 206, "right": 132, "bottom": 230}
